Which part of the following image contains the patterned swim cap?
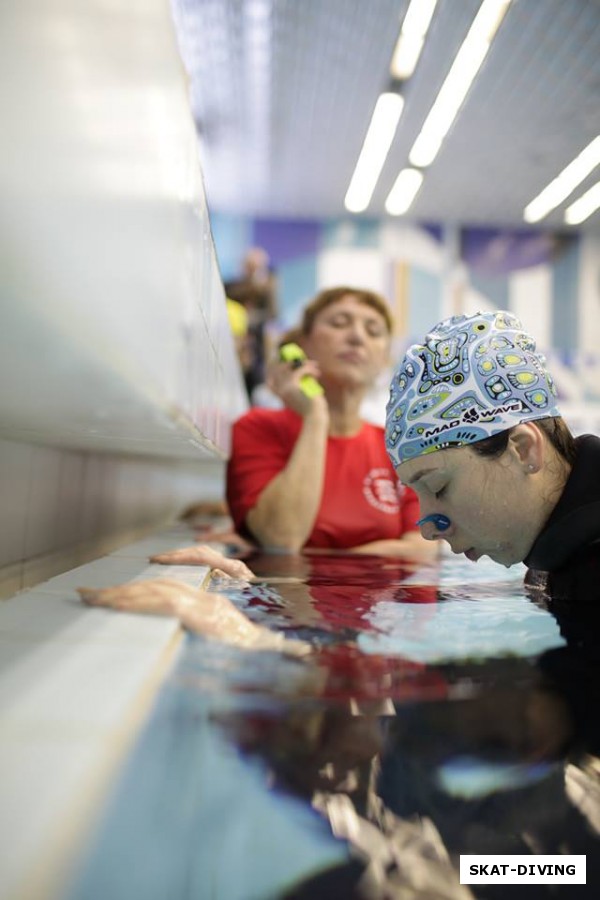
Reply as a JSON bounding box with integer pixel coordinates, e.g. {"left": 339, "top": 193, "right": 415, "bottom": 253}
{"left": 385, "top": 310, "right": 561, "bottom": 467}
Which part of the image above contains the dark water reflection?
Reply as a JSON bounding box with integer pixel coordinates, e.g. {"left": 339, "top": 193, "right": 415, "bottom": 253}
{"left": 69, "top": 551, "right": 600, "bottom": 899}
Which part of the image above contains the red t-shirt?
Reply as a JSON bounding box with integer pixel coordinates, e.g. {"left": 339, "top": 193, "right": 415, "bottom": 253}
{"left": 226, "top": 408, "right": 420, "bottom": 549}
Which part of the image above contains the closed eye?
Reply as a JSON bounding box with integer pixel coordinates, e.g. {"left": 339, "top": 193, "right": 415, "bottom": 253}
{"left": 434, "top": 486, "right": 447, "bottom": 500}
{"left": 329, "top": 314, "right": 350, "bottom": 328}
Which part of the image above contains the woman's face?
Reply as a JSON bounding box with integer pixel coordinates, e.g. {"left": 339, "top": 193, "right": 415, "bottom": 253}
{"left": 398, "top": 444, "right": 540, "bottom": 566}
{"left": 303, "top": 295, "right": 390, "bottom": 389}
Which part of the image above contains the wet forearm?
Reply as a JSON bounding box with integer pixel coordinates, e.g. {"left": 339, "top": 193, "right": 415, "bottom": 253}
{"left": 349, "top": 533, "right": 440, "bottom": 562}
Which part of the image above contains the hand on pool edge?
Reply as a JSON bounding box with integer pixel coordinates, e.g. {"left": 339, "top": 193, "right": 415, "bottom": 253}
{"left": 149, "top": 544, "right": 255, "bottom": 580}
{"left": 77, "top": 578, "right": 310, "bottom": 657}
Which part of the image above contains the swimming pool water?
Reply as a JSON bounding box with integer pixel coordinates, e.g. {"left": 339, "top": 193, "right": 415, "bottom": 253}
{"left": 66, "top": 549, "right": 600, "bottom": 900}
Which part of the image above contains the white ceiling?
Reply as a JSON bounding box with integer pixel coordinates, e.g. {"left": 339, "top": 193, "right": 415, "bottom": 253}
{"left": 172, "top": 0, "right": 600, "bottom": 231}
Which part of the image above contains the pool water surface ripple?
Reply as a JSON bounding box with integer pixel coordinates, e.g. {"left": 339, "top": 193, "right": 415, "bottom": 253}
{"left": 66, "top": 549, "right": 600, "bottom": 900}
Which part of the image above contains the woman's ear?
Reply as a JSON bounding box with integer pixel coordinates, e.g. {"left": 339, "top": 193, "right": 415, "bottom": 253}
{"left": 508, "top": 423, "right": 544, "bottom": 473}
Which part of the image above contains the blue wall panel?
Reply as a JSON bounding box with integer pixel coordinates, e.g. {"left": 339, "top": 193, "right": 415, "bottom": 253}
{"left": 408, "top": 267, "right": 442, "bottom": 341}
{"left": 470, "top": 273, "right": 509, "bottom": 311}
{"left": 278, "top": 256, "right": 318, "bottom": 326}
{"left": 210, "top": 213, "right": 252, "bottom": 282}
{"left": 551, "top": 238, "right": 579, "bottom": 353}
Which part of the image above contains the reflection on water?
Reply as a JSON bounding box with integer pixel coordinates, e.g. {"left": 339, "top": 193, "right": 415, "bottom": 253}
{"left": 361, "top": 595, "right": 564, "bottom": 662}
{"left": 68, "top": 550, "right": 600, "bottom": 899}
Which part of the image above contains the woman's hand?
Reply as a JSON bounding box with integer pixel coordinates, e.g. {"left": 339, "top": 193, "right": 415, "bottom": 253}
{"left": 149, "top": 544, "right": 255, "bottom": 579}
{"left": 78, "top": 577, "right": 309, "bottom": 656}
{"left": 266, "top": 356, "right": 328, "bottom": 418}
{"left": 78, "top": 578, "right": 202, "bottom": 615}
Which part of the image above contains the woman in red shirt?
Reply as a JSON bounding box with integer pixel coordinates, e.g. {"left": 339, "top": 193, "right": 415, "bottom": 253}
{"left": 226, "top": 286, "right": 435, "bottom": 561}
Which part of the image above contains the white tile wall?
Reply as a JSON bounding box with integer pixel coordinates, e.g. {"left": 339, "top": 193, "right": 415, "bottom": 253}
{"left": 24, "top": 445, "right": 64, "bottom": 560}
{"left": 0, "top": 0, "right": 247, "bottom": 466}
{"left": 0, "top": 437, "right": 227, "bottom": 597}
{"left": 56, "top": 452, "right": 87, "bottom": 549}
{"left": 0, "top": 0, "right": 248, "bottom": 894}
{"left": 0, "top": 438, "right": 32, "bottom": 565}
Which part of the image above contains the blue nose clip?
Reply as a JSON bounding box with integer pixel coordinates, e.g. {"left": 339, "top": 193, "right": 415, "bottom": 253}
{"left": 416, "top": 513, "right": 451, "bottom": 532}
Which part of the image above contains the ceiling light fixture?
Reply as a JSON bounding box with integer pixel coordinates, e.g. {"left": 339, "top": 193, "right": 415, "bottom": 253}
{"left": 385, "top": 168, "right": 424, "bottom": 215}
{"left": 390, "top": 0, "right": 438, "bottom": 80}
{"left": 564, "top": 179, "right": 600, "bottom": 226}
{"left": 409, "top": 0, "right": 512, "bottom": 168}
{"left": 524, "top": 135, "right": 600, "bottom": 223}
{"left": 344, "top": 92, "right": 404, "bottom": 213}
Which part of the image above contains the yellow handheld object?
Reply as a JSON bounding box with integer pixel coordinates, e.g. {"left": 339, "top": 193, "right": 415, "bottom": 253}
{"left": 279, "top": 342, "right": 324, "bottom": 398}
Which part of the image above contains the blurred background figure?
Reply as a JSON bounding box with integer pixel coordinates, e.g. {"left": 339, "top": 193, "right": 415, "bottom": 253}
{"left": 225, "top": 246, "right": 279, "bottom": 401}
{"left": 225, "top": 293, "right": 254, "bottom": 394}
{"left": 241, "top": 246, "right": 278, "bottom": 317}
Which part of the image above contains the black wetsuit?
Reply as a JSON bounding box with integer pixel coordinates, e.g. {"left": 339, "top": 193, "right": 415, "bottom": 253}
{"left": 525, "top": 433, "right": 600, "bottom": 653}
{"left": 523, "top": 434, "right": 600, "bottom": 766}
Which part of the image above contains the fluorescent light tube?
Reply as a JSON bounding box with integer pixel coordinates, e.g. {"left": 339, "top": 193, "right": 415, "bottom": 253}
{"left": 344, "top": 92, "right": 404, "bottom": 213}
{"left": 391, "top": 0, "right": 438, "bottom": 79}
{"left": 564, "top": 180, "right": 600, "bottom": 225}
{"left": 391, "top": 37, "right": 424, "bottom": 80}
{"left": 385, "top": 167, "right": 424, "bottom": 215}
{"left": 524, "top": 135, "right": 600, "bottom": 223}
{"left": 409, "top": 0, "right": 511, "bottom": 167}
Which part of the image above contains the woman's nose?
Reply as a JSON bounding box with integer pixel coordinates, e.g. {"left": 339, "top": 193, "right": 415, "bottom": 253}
{"left": 347, "top": 323, "right": 367, "bottom": 343}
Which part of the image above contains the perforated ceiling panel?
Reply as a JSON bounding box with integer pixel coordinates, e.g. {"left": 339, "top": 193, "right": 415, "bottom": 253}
{"left": 172, "top": 0, "right": 600, "bottom": 230}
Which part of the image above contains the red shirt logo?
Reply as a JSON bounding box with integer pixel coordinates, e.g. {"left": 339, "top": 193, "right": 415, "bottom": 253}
{"left": 362, "top": 468, "right": 401, "bottom": 515}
